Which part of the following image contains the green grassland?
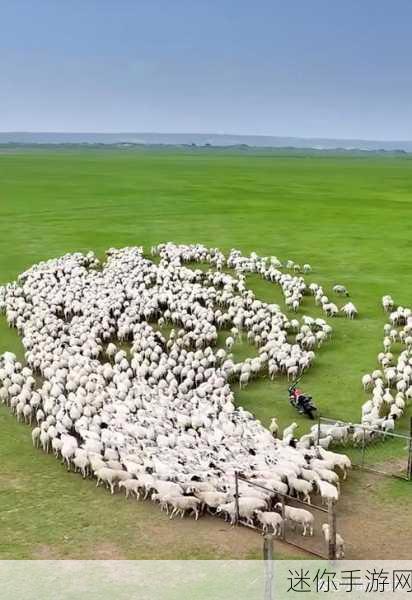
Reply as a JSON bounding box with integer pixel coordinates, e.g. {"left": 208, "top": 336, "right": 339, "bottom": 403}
{"left": 0, "top": 149, "right": 411, "bottom": 558}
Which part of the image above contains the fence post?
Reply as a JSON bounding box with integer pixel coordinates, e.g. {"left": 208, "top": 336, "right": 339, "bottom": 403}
{"left": 361, "top": 426, "right": 366, "bottom": 468}
{"left": 263, "top": 533, "right": 274, "bottom": 600}
{"left": 317, "top": 414, "right": 321, "bottom": 445}
{"left": 328, "top": 499, "right": 337, "bottom": 561}
{"left": 234, "top": 471, "right": 240, "bottom": 525}
{"left": 280, "top": 495, "right": 286, "bottom": 541}
{"left": 407, "top": 417, "right": 412, "bottom": 481}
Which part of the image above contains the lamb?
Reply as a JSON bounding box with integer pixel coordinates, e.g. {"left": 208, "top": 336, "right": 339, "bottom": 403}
{"left": 275, "top": 503, "right": 314, "bottom": 536}
{"left": 255, "top": 510, "right": 284, "bottom": 536}
{"left": 322, "top": 523, "right": 345, "bottom": 559}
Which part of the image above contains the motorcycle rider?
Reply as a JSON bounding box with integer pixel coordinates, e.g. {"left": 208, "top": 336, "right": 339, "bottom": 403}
{"left": 288, "top": 380, "right": 316, "bottom": 418}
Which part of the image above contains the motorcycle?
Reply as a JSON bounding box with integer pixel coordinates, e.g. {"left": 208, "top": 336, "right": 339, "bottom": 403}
{"left": 288, "top": 379, "right": 317, "bottom": 419}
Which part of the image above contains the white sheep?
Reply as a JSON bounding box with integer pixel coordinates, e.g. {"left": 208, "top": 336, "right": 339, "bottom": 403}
{"left": 118, "top": 479, "right": 141, "bottom": 500}
{"left": 288, "top": 477, "right": 313, "bottom": 503}
{"left": 255, "top": 510, "right": 284, "bottom": 536}
{"left": 341, "top": 302, "right": 357, "bottom": 319}
{"left": 269, "top": 417, "right": 279, "bottom": 438}
{"left": 283, "top": 422, "right": 298, "bottom": 441}
{"left": 275, "top": 503, "right": 314, "bottom": 536}
{"left": 169, "top": 495, "right": 201, "bottom": 520}
{"left": 316, "top": 480, "right": 339, "bottom": 505}
{"left": 333, "top": 285, "right": 349, "bottom": 296}
{"left": 322, "top": 523, "right": 345, "bottom": 559}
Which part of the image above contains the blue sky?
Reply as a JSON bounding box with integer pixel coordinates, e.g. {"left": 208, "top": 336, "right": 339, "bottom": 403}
{"left": 1, "top": 0, "right": 412, "bottom": 139}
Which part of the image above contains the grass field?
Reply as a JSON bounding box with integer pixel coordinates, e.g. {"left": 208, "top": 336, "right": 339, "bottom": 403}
{"left": 0, "top": 148, "right": 411, "bottom": 559}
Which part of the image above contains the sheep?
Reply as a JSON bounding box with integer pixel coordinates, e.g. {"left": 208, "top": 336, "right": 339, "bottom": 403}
{"left": 322, "top": 523, "right": 345, "bottom": 559}
{"left": 153, "top": 480, "right": 184, "bottom": 497}
{"left": 118, "top": 479, "right": 141, "bottom": 500}
{"left": 169, "top": 495, "right": 201, "bottom": 520}
{"left": 317, "top": 435, "right": 333, "bottom": 449}
{"left": 51, "top": 436, "right": 63, "bottom": 456}
{"left": 239, "top": 371, "right": 250, "bottom": 389}
{"left": 275, "top": 503, "right": 314, "bottom": 536}
{"left": 61, "top": 437, "right": 78, "bottom": 470}
{"left": 328, "top": 426, "right": 349, "bottom": 445}
{"left": 323, "top": 303, "right": 338, "bottom": 317}
{"left": 316, "top": 480, "right": 339, "bottom": 505}
{"left": 217, "top": 497, "right": 267, "bottom": 526}
{"left": 361, "top": 374, "right": 373, "bottom": 390}
{"left": 283, "top": 422, "right": 298, "bottom": 441}
{"left": 255, "top": 510, "right": 284, "bottom": 536}
{"left": 382, "top": 295, "right": 394, "bottom": 312}
{"left": 194, "top": 491, "right": 229, "bottom": 513}
{"left": 95, "top": 467, "right": 127, "bottom": 494}
{"left": 269, "top": 417, "right": 279, "bottom": 438}
{"left": 341, "top": 302, "right": 357, "bottom": 319}
{"left": 317, "top": 448, "right": 351, "bottom": 479}
{"left": 72, "top": 453, "right": 89, "bottom": 478}
{"left": 333, "top": 285, "right": 349, "bottom": 296}
{"left": 31, "top": 426, "right": 41, "bottom": 448}
{"left": 314, "top": 468, "right": 340, "bottom": 489}
{"left": 287, "top": 477, "right": 313, "bottom": 503}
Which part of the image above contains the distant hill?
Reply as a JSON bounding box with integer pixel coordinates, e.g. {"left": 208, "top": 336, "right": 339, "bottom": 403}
{"left": 1, "top": 131, "right": 412, "bottom": 152}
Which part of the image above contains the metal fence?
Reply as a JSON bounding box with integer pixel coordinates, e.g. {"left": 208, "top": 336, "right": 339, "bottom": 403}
{"left": 233, "top": 472, "right": 338, "bottom": 560}
{"left": 316, "top": 415, "right": 412, "bottom": 481}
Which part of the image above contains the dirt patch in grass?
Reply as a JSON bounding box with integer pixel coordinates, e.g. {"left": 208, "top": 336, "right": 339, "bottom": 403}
{"left": 372, "top": 456, "right": 410, "bottom": 476}
{"left": 33, "top": 545, "right": 61, "bottom": 559}
{"left": 89, "top": 543, "right": 129, "bottom": 560}
{"left": 0, "top": 473, "right": 29, "bottom": 492}
{"left": 336, "top": 470, "right": 412, "bottom": 559}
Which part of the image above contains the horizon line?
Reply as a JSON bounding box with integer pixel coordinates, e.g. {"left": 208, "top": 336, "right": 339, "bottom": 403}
{"left": 1, "top": 131, "right": 412, "bottom": 144}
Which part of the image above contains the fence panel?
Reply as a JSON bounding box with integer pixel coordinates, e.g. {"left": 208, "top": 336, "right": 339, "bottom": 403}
{"left": 316, "top": 415, "right": 412, "bottom": 481}
{"left": 234, "top": 473, "right": 336, "bottom": 559}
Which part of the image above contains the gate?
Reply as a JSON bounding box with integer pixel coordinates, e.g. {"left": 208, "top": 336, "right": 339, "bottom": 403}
{"left": 233, "top": 473, "right": 339, "bottom": 560}
{"left": 316, "top": 415, "right": 412, "bottom": 481}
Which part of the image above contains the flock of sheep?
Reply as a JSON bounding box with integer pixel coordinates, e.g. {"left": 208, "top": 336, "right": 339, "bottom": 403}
{"left": 0, "top": 241, "right": 387, "bottom": 557}
{"left": 358, "top": 295, "right": 412, "bottom": 441}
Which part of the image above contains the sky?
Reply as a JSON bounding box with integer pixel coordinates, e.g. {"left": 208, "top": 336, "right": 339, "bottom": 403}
{"left": 1, "top": 0, "right": 412, "bottom": 140}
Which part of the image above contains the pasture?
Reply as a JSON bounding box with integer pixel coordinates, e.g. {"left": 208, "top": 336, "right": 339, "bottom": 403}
{"left": 0, "top": 148, "right": 411, "bottom": 558}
